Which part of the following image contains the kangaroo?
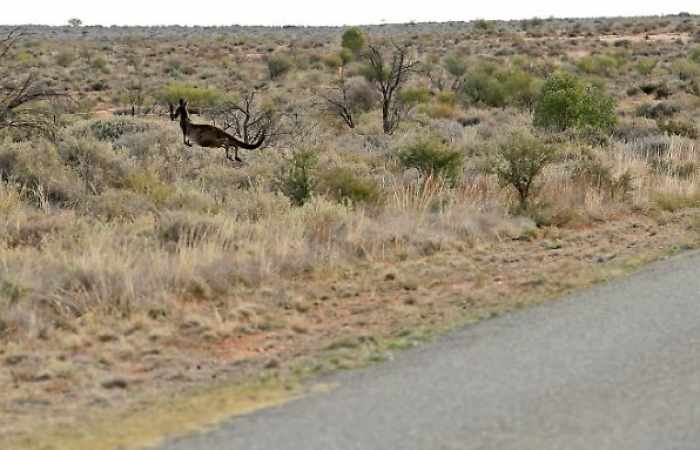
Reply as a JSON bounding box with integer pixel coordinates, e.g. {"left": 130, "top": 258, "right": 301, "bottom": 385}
{"left": 169, "top": 99, "right": 266, "bottom": 162}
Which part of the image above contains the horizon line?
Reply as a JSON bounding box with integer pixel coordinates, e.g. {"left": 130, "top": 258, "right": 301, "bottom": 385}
{"left": 1, "top": 11, "right": 698, "bottom": 29}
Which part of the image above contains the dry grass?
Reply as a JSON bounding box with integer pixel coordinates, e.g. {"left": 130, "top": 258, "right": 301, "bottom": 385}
{"left": 2, "top": 15, "right": 700, "bottom": 447}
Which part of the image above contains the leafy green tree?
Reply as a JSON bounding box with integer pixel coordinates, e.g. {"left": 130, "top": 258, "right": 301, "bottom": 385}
{"left": 341, "top": 28, "right": 365, "bottom": 55}
{"left": 533, "top": 72, "right": 617, "bottom": 133}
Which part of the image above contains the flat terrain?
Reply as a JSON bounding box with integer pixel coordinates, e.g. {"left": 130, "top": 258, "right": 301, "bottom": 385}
{"left": 2, "top": 14, "right": 700, "bottom": 448}
{"left": 159, "top": 249, "right": 700, "bottom": 450}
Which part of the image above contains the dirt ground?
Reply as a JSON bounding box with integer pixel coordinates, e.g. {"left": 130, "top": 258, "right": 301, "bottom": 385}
{"left": 4, "top": 208, "right": 700, "bottom": 450}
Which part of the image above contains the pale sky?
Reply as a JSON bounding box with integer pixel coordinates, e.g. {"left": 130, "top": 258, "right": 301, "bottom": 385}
{"left": 3, "top": 0, "right": 699, "bottom": 26}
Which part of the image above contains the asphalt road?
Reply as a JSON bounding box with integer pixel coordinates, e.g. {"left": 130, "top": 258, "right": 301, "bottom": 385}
{"left": 158, "top": 251, "right": 700, "bottom": 450}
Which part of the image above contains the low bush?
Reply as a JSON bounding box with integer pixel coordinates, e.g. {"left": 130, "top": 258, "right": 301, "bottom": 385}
{"left": 690, "top": 47, "right": 700, "bottom": 64}
{"left": 577, "top": 54, "right": 621, "bottom": 77}
{"left": 654, "top": 192, "right": 700, "bottom": 212}
{"left": 400, "top": 87, "right": 431, "bottom": 107}
{"left": 533, "top": 72, "right": 617, "bottom": 133}
{"left": 657, "top": 119, "right": 699, "bottom": 139}
{"left": 157, "top": 82, "right": 222, "bottom": 108}
{"left": 493, "top": 130, "right": 557, "bottom": 210}
{"left": 571, "top": 152, "right": 633, "bottom": 201}
{"left": 635, "top": 102, "right": 680, "bottom": 119}
{"left": 273, "top": 149, "right": 319, "bottom": 206}
{"left": 0, "top": 141, "right": 81, "bottom": 206}
{"left": 267, "top": 55, "right": 293, "bottom": 80}
{"left": 672, "top": 60, "right": 700, "bottom": 81}
{"left": 319, "top": 167, "right": 383, "bottom": 206}
{"left": 398, "top": 137, "right": 463, "bottom": 185}
{"left": 462, "top": 64, "right": 540, "bottom": 110}
{"left": 58, "top": 137, "right": 129, "bottom": 194}
{"left": 125, "top": 170, "right": 172, "bottom": 206}
{"left": 649, "top": 158, "right": 698, "bottom": 179}
{"left": 635, "top": 58, "right": 658, "bottom": 76}
{"left": 55, "top": 50, "right": 76, "bottom": 67}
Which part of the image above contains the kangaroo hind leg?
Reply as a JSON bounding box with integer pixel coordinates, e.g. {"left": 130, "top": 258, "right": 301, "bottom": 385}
{"left": 225, "top": 146, "right": 242, "bottom": 163}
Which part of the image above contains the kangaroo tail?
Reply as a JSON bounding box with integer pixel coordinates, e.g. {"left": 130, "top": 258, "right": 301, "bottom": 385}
{"left": 225, "top": 129, "right": 266, "bottom": 150}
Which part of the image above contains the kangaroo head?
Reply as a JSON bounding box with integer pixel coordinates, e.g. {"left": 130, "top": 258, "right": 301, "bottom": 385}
{"left": 170, "top": 98, "right": 189, "bottom": 122}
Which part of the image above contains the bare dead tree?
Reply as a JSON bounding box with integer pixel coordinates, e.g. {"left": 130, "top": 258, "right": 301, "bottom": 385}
{"left": 124, "top": 79, "right": 146, "bottom": 116}
{"left": 364, "top": 43, "right": 418, "bottom": 135}
{"left": 0, "top": 73, "right": 66, "bottom": 138}
{"left": 0, "top": 28, "right": 25, "bottom": 60}
{"left": 319, "top": 69, "right": 356, "bottom": 129}
{"left": 0, "top": 29, "right": 66, "bottom": 138}
{"left": 420, "top": 61, "right": 447, "bottom": 93}
{"left": 206, "top": 92, "right": 276, "bottom": 149}
{"left": 420, "top": 56, "right": 467, "bottom": 94}
{"left": 268, "top": 106, "right": 320, "bottom": 150}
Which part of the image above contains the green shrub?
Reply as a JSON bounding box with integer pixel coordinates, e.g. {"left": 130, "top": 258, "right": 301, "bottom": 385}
{"left": 56, "top": 51, "right": 76, "bottom": 67}
{"left": 500, "top": 68, "right": 541, "bottom": 110}
{"left": 319, "top": 167, "right": 382, "bottom": 206}
{"left": 436, "top": 90, "right": 457, "bottom": 105}
{"left": 322, "top": 53, "right": 343, "bottom": 69}
{"left": 273, "top": 149, "right": 318, "bottom": 206}
{"left": 533, "top": 72, "right": 617, "bottom": 133}
{"left": 92, "top": 56, "right": 109, "bottom": 72}
{"left": 635, "top": 102, "right": 680, "bottom": 119}
{"left": 158, "top": 82, "right": 222, "bottom": 107}
{"left": 576, "top": 54, "right": 620, "bottom": 77}
{"left": 493, "top": 130, "right": 557, "bottom": 210}
{"left": 463, "top": 69, "right": 506, "bottom": 107}
{"left": 690, "top": 47, "right": 700, "bottom": 64}
{"left": 657, "top": 119, "right": 699, "bottom": 139}
{"left": 654, "top": 192, "right": 700, "bottom": 212}
{"left": 400, "top": 86, "right": 431, "bottom": 106}
{"left": 89, "top": 80, "right": 109, "bottom": 92}
{"left": 672, "top": 60, "right": 700, "bottom": 81}
{"left": 572, "top": 151, "right": 633, "bottom": 201}
{"left": 443, "top": 55, "right": 467, "bottom": 79}
{"left": 58, "top": 137, "right": 128, "bottom": 194}
{"left": 0, "top": 141, "right": 81, "bottom": 205}
{"left": 339, "top": 48, "right": 354, "bottom": 65}
{"left": 267, "top": 55, "right": 293, "bottom": 80}
{"left": 341, "top": 28, "right": 365, "bottom": 55}
{"left": 398, "top": 137, "right": 463, "bottom": 185}
{"left": 635, "top": 58, "right": 658, "bottom": 76}
{"left": 473, "top": 19, "right": 493, "bottom": 31}
{"left": 649, "top": 158, "right": 698, "bottom": 179}
{"left": 125, "top": 170, "right": 171, "bottom": 206}
{"left": 84, "top": 118, "right": 151, "bottom": 143}
{"left": 424, "top": 103, "right": 459, "bottom": 120}
{"left": 462, "top": 64, "right": 539, "bottom": 109}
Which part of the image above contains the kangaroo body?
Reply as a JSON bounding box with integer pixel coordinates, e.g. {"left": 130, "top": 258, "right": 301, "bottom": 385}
{"left": 170, "top": 99, "right": 265, "bottom": 162}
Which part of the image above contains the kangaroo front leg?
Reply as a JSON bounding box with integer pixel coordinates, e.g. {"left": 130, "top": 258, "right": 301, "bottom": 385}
{"left": 234, "top": 147, "right": 242, "bottom": 163}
